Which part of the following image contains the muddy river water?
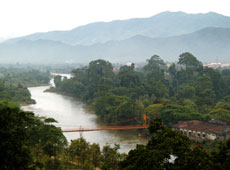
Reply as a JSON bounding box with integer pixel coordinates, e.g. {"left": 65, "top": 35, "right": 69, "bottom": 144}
{"left": 22, "top": 76, "right": 148, "bottom": 153}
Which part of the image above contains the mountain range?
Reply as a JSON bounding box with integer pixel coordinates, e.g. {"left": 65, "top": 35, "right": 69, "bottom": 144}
{"left": 1, "top": 11, "right": 230, "bottom": 63}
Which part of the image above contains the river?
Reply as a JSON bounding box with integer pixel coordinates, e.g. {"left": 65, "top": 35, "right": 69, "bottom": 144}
{"left": 22, "top": 76, "right": 148, "bottom": 153}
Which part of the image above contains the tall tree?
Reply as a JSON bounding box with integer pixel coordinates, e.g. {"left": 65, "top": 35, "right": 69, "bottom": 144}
{"left": 121, "top": 118, "right": 215, "bottom": 170}
{"left": 101, "top": 144, "right": 121, "bottom": 170}
{"left": 212, "top": 139, "right": 230, "bottom": 169}
{"left": 0, "top": 100, "right": 34, "bottom": 170}
{"left": 178, "top": 52, "right": 202, "bottom": 69}
{"left": 143, "top": 55, "right": 166, "bottom": 72}
{"left": 121, "top": 118, "right": 191, "bottom": 169}
{"left": 69, "top": 137, "right": 90, "bottom": 165}
{"left": 86, "top": 59, "right": 115, "bottom": 99}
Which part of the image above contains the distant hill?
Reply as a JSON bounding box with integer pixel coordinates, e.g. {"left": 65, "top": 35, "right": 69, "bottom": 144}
{"left": 1, "top": 27, "right": 230, "bottom": 63}
{"left": 6, "top": 11, "right": 230, "bottom": 45}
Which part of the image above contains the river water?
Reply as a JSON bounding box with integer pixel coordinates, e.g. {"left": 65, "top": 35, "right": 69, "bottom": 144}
{"left": 22, "top": 77, "right": 148, "bottom": 153}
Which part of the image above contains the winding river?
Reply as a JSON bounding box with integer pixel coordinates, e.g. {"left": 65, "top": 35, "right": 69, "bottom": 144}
{"left": 22, "top": 75, "right": 148, "bottom": 153}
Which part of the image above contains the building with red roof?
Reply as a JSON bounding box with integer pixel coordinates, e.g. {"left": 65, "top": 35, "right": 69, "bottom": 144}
{"left": 172, "top": 120, "right": 230, "bottom": 141}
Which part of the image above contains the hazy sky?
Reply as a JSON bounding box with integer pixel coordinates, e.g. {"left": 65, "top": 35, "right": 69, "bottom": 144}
{"left": 0, "top": 0, "right": 230, "bottom": 38}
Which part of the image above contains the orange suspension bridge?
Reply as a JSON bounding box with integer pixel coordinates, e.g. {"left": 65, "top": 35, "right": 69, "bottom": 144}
{"left": 62, "top": 114, "right": 148, "bottom": 133}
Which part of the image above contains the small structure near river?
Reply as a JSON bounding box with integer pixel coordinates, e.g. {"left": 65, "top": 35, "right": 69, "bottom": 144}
{"left": 172, "top": 120, "right": 230, "bottom": 141}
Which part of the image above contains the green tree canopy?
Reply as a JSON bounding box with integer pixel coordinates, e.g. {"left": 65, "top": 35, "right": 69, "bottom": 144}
{"left": 121, "top": 118, "right": 216, "bottom": 170}
{"left": 0, "top": 100, "right": 34, "bottom": 170}
{"left": 178, "top": 52, "right": 202, "bottom": 69}
{"left": 143, "top": 55, "right": 166, "bottom": 72}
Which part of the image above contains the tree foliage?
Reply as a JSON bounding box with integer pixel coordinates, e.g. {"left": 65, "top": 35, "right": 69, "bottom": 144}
{"left": 53, "top": 52, "right": 230, "bottom": 126}
{"left": 121, "top": 118, "right": 230, "bottom": 170}
{"left": 0, "top": 100, "right": 67, "bottom": 169}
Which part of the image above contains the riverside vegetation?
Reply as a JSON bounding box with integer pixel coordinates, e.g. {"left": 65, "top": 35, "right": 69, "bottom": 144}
{"left": 2, "top": 101, "right": 230, "bottom": 170}
{"left": 0, "top": 68, "right": 123, "bottom": 170}
{"left": 1, "top": 52, "right": 230, "bottom": 169}
{"left": 52, "top": 52, "right": 230, "bottom": 127}
{"left": 0, "top": 68, "right": 50, "bottom": 104}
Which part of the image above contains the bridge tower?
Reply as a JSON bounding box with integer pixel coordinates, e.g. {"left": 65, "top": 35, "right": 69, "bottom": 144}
{"left": 143, "top": 114, "right": 147, "bottom": 126}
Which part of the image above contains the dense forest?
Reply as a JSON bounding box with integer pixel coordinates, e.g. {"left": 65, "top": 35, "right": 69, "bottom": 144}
{"left": 121, "top": 118, "right": 230, "bottom": 170}
{"left": 0, "top": 69, "right": 50, "bottom": 104}
{"left": 52, "top": 52, "right": 230, "bottom": 126}
{"left": 0, "top": 68, "right": 123, "bottom": 170}
{"left": 1, "top": 53, "right": 230, "bottom": 169}
{"left": 2, "top": 100, "right": 230, "bottom": 169}
{"left": 0, "top": 68, "right": 51, "bottom": 87}
{"left": 1, "top": 100, "right": 126, "bottom": 170}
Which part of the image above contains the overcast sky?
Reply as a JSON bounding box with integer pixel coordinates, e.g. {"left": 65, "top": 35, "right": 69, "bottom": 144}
{"left": 0, "top": 0, "right": 230, "bottom": 39}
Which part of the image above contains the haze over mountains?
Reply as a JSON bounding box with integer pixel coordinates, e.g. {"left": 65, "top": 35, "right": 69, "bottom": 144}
{"left": 1, "top": 11, "right": 230, "bottom": 63}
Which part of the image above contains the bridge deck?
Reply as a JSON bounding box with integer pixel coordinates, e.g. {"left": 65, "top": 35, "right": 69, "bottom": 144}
{"left": 62, "top": 125, "right": 148, "bottom": 132}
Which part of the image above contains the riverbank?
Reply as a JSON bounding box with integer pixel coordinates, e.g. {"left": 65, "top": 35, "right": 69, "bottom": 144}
{"left": 47, "top": 89, "right": 150, "bottom": 140}
{"left": 20, "top": 99, "right": 36, "bottom": 106}
{"left": 27, "top": 83, "right": 50, "bottom": 88}
{"left": 20, "top": 83, "right": 51, "bottom": 106}
{"left": 44, "top": 87, "right": 82, "bottom": 101}
{"left": 22, "top": 85, "right": 148, "bottom": 153}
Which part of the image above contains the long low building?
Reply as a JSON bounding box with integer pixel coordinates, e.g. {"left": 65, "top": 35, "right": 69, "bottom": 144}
{"left": 172, "top": 120, "right": 230, "bottom": 141}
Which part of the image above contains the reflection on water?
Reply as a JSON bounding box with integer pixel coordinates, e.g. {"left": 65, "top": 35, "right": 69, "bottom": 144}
{"left": 22, "top": 85, "right": 148, "bottom": 153}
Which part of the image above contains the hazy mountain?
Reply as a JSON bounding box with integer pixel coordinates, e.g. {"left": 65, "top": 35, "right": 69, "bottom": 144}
{"left": 0, "top": 27, "right": 230, "bottom": 63}
{"left": 0, "top": 39, "right": 77, "bottom": 63}
{"left": 7, "top": 11, "right": 230, "bottom": 45}
{"left": 0, "top": 38, "right": 8, "bottom": 43}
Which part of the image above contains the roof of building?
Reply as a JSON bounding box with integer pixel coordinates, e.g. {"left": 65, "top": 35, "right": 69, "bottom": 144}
{"left": 172, "top": 120, "right": 230, "bottom": 135}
